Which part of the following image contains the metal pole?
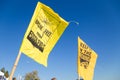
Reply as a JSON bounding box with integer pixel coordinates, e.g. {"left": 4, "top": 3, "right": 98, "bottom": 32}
{"left": 78, "top": 74, "right": 81, "bottom": 80}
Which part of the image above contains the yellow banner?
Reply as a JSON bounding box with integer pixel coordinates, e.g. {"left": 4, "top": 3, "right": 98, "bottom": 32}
{"left": 78, "top": 37, "right": 98, "bottom": 80}
{"left": 20, "top": 2, "right": 69, "bottom": 67}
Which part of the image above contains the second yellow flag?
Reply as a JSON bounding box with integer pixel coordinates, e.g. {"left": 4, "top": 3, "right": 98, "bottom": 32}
{"left": 78, "top": 37, "right": 98, "bottom": 80}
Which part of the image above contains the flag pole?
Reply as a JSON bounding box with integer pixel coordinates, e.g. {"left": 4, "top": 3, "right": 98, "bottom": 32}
{"left": 77, "top": 37, "right": 80, "bottom": 80}
{"left": 78, "top": 74, "right": 80, "bottom": 80}
{"left": 9, "top": 51, "right": 22, "bottom": 80}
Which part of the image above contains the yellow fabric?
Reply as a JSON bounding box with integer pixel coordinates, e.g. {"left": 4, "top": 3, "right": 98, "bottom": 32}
{"left": 20, "top": 2, "right": 69, "bottom": 67}
{"left": 78, "top": 37, "right": 98, "bottom": 80}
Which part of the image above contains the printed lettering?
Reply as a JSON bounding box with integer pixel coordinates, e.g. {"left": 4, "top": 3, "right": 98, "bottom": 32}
{"left": 27, "top": 30, "right": 46, "bottom": 52}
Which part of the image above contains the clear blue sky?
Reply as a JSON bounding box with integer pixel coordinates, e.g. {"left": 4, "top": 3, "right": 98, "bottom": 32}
{"left": 0, "top": 0, "right": 120, "bottom": 80}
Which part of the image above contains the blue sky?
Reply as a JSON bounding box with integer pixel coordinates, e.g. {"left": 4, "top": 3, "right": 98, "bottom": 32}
{"left": 0, "top": 0, "right": 120, "bottom": 80}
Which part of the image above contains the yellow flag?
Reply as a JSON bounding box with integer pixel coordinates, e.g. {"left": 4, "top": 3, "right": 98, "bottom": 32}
{"left": 20, "top": 2, "right": 69, "bottom": 67}
{"left": 78, "top": 37, "right": 98, "bottom": 80}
